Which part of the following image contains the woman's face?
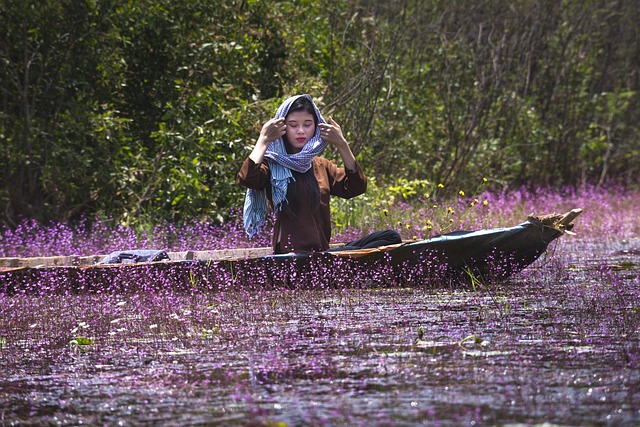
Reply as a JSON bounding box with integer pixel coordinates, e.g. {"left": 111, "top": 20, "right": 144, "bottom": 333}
{"left": 284, "top": 110, "right": 316, "bottom": 153}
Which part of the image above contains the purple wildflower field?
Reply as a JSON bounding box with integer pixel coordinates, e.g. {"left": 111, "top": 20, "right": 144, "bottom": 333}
{"left": 1, "top": 185, "right": 639, "bottom": 426}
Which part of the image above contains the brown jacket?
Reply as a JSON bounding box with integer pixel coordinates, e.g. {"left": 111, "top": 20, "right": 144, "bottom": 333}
{"left": 237, "top": 157, "right": 367, "bottom": 253}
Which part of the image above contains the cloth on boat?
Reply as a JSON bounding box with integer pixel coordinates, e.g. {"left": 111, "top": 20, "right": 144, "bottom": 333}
{"left": 238, "top": 156, "right": 366, "bottom": 254}
{"left": 100, "top": 249, "right": 169, "bottom": 265}
{"left": 327, "top": 229, "right": 402, "bottom": 252}
{"left": 242, "top": 94, "right": 328, "bottom": 238}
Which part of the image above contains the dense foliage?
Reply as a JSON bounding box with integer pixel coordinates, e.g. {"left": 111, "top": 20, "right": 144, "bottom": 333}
{"left": 2, "top": 0, "right": 638, "bottom": 226}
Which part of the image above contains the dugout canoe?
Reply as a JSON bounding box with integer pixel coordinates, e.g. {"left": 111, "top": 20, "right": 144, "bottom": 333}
{"left": 0, "top": 209, "right": 582, "bottom": 292}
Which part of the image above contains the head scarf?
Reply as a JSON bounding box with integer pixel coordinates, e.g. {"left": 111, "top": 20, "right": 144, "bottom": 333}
{"left": 243, "top": 94, "right": 328, "bottom": 237}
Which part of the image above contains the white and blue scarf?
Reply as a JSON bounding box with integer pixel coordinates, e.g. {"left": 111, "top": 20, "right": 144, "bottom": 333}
{"left": 243, "top": 94, "right": 328, "bottom": 237}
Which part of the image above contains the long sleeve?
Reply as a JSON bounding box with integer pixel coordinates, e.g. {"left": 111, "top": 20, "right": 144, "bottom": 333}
{"left": 324, "top": 159, "right": 367, "bottom": 199}
{"left": 236, "top": 157, "right": 270, "bottom": 190}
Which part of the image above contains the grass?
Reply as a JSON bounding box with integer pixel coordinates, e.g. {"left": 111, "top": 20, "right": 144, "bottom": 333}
{"left": 0, "top": 184, "right": 639, "bottom": 426}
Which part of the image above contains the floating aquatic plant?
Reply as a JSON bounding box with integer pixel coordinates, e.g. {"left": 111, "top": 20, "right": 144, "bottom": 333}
{"left": 0, "top": 185, "right": 639, "bottom": 425}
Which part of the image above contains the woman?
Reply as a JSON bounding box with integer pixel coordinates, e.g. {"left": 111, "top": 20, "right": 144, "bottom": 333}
{"left": 237, "top": 94, "right": 368, "bottom": 254}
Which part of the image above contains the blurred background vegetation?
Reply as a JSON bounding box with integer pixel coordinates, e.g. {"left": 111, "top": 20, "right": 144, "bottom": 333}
{"left": 1, "top": 0, "right": 638, "bottom": 228}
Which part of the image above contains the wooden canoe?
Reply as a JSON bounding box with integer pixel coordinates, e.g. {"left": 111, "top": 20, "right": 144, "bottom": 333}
{"left": 0, "top": 209, "right": 582, "bottom": 292}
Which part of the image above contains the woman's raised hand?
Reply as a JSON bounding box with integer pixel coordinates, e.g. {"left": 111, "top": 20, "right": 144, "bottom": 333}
{"left": 319, "top": 116, "right": 357, "bottom": 171}
{"left": 250, "top": 118, "right": 286, "bottom": 164}
{"left": 258, "top": 117, "right": 287, "bottom": 146}
{"left": 319, "top": 116, "right": 348, "bottom": 148}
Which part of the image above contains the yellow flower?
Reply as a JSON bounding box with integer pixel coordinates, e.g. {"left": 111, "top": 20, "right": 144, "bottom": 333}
{"left": 438, "top": 183, "right": 444, "bottom": 188}
{"left": 432, "top": 204, "right": 438, "bottom": 209}
{"left": 483, "top": 200, "right": 489, "bottom": 206}
{"left": 483, "top": 177, "right": 488, "bottom": 183}
{"left": 405, "top": 224, "right": 411, "bottom": 230}
{"left": 426, "top": 220, "right": 432, "bottom": 225}
{"left": 382, "top": 209, "right": 389, "bottom": 216}
{"left": 459, "top": 190, "right": 465, "bottom": 196}
{"left": 447, "top": 207, "right": 455, "bottom": 214}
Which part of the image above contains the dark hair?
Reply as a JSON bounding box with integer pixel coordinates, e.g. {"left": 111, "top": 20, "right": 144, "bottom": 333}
{"left": 282, "top": 96, "right": 321, "bottom": 217}
{"left": 289, "top": 96, "right": 318, "bottom": 125}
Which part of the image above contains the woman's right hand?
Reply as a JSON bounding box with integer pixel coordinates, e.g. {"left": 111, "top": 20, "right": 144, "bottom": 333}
{"left": 250, "top": 117, "right": 286, "bottom": 163}
{"left": 258, "top": 117, "right": 286, "bottom": 147}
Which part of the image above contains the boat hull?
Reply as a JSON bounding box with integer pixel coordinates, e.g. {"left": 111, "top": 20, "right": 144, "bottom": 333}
{"left": 0, "top": 210, "right": 582, "bottom": 293}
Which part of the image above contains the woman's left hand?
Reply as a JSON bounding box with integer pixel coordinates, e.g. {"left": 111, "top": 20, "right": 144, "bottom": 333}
{"left": 319, "top": 116, "right": 357, "bottom": 172}
{"left": 319, "top": 117, "right": 348, "bottom": 148}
